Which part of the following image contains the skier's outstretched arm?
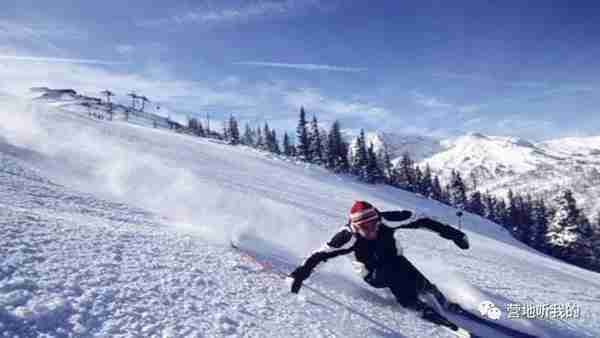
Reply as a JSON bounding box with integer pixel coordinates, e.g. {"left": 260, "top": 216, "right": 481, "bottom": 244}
{"left": 391, "top": 211, "right": 470, "bottom": 250}
{"left": 288, "top": 227, "right": 355, "bottom": 293}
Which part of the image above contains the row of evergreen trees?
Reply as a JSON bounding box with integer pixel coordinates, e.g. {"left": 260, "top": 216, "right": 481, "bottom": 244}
{"left": 447, "top": 174, "right": 600, "bottom": 270}
{"left": 186, "top": 108, "right": 600, "bottom": 272}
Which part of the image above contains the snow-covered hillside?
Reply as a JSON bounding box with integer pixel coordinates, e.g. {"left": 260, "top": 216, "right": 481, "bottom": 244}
{"left": 1, "top": 97, "right": 600, "bottom": 337}
{"left": 416, "top": 132, "right": 600, "bottom": 215}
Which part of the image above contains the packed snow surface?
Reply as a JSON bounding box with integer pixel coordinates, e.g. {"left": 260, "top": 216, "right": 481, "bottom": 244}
{"left": 1, "top": 97, "right": 600, "bottom": 337}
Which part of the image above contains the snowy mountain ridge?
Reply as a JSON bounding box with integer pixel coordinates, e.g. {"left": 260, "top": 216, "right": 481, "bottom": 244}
{"left": 355, "top": 130, "right": 600, "bottom": 215}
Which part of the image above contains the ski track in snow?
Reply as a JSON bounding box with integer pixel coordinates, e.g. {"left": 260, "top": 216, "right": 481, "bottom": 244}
{"left": 0, "top": 98, "right": 599, "bottom": 337}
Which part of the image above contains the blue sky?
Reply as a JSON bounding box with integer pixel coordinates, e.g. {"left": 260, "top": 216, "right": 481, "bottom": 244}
{"left": 1, "top": 0, "right": 600, "bottom": 140}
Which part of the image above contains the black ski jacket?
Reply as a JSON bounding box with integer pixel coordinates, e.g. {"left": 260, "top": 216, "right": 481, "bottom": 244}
{"left": 289, "top": 210, "right": 469, "bottom": 291}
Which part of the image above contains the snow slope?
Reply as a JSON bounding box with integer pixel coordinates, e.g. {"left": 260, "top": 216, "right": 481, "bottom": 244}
{"left": 1, "top": 97, "right": 600, "bottom": 337}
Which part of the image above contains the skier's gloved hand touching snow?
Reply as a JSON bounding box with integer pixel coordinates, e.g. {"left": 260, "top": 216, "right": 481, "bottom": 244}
{"left": 439, "top": 226, "right": 470, "bottom": 250}
{"left": 453, "top": 233, "right": 469, "bottom": 250}
{"left": 289, "top": 265, "right": 311, "bottom": 293}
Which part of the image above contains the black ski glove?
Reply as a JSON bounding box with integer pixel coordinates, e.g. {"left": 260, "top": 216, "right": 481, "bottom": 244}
{"left": 453, "top": 233, "right": 470, "bottom": 250}
{"left": 438, "top": 226, "right": 469, "bottom": 250}
{"left": 289, "top": 265, "right": 311, "bottom": 293}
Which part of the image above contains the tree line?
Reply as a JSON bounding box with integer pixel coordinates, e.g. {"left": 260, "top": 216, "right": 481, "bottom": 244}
{"left": 184, "top": 107, "right": 600, "bottom": 273}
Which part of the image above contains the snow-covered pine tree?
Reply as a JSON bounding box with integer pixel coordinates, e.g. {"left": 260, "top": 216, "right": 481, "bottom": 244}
{"left": 296, "top": 107, "right": 310, "bottom": 161}
{"left": 309, "top": 115, "right": 324, "bottom": 164}
{"left": 546, "top": 189, "right": 594, "bottom": 267}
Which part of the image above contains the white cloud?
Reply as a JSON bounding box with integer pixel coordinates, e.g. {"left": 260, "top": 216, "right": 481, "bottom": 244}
{"left": 283, "top": 87, "right": 391, "bottom": 123}
{"left": 115, "top": 44, "right": 134, "bottom": 55}
{"left": 0, "top": 56, "right": 255, "bottom": 119}
{"left": 411, "top": 90, "right": 484, "bottom": 114}
{"left": 0, "top": 55, "right": 127, "bottom": 65}
{"left": 412, "top": 91, "right": 453, "bottom": 109}
{"left": 218, "top": 76, "right": 242, "bottom": 87}
{"left": 0, "top": 46, "right": 388, "bottom": 135}
{"left": 0, "top": 20, "right": 84, "bottom": 41}
{"left": 137, "top": 0, "right": 326, "bottom": 27}
{"left": 233, "top": 61, "right": 366, "bottom": 73}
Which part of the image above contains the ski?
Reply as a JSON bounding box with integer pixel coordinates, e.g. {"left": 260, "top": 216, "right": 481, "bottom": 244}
{"left": 422, "top": 286, "right": 539, "bottom": 338}
{"left": 446, "top": 305, "right": 539, "bottom": 338}
{"left": 418, "top": 307, "right": 474, "bottom": 338}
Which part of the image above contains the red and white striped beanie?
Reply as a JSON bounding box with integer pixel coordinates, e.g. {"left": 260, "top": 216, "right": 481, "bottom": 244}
{"left": 349, "top": 201, "right": 380, "bottom": 228}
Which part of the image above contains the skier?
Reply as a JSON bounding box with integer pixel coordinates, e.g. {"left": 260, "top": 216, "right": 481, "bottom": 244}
{"left": 288, "top": 201, "right": 470, "bottom": 328}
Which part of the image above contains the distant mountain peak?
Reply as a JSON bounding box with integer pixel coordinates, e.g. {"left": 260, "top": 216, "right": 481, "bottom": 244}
{"left": 466, "top": 131, "right": 488, "bottom": 139}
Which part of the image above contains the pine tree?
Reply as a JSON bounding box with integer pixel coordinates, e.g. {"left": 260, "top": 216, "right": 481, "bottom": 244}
{"left": 296, "top": 107, "right": 310, "bottom": 161}
{"left": 228, "top": 115, "right": 240, "bottom": 145}
{"left": 271, "top": 130, "right": 280, "bottom": 154}
{"left": 546, "top": 189, "right": 594, "bottom": 266}
{"left": 188, "top": 117, "right": 197, "bottom": 135}
{"left": 520, "top": 194, "right": 535, "bottom": 245}
{"left": 197, "top": 120, "right": 205, "bottom": 137}
{"left": 337, "top": 138, "right": 350, "bottom": 173}
{"left": 396, "top": 152, "right": 415, "bottom": 191}
{"left": 414, "top": 166, "right": 424, "bottom": 194}
{"left": 365, "top": 142, "right": 384, "bottom": 183}
{"left": 242, "top": 123, "right": 254, "bottom": 145}
{"left": 530, "top": 198, "right": 549, "bottom": 250}
{"left": 326, "top": 125, "right": 337, "bottom": 170}
{"left": 351, "top": 129, "right": 369, "bottom": 180}
{"left": 431, "top": 175, "right": 443, "bottom": 201}
{"left": 309, "top": 115, "right": 324, "bottom": 164}
{"left": 468, "top": 191, "right": 485, "bottom": 216}
{"left": 382, "top": 148, "right": 394, "bottom": 185}
{"left": 483, "top": 192, "right": 497, "bottom": 223}
{"left": 421, "top": 165, "right": 434, "bottom": 198}
{"left": 255, "top": 126, "right": 263, "bottom": 149}
{"left": 592, "top": 212, "right": 600, "bottom": 268}
{"left": 506, "top": 190, "right": 518, "bottom": 231}
{"left": 449, "top": 170, "right": 468, "bottom": 210}
{"left": 222, "top": 120, "right": 230, "bottom": 142}
{"left": 327, "top": 120, "right": 349, "bottom": 173}
{"left": 283, "top": 132, "right": 293, "bottom": 156}
{"left": 262, "top": 123, "right": 271, "bottom": 151}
